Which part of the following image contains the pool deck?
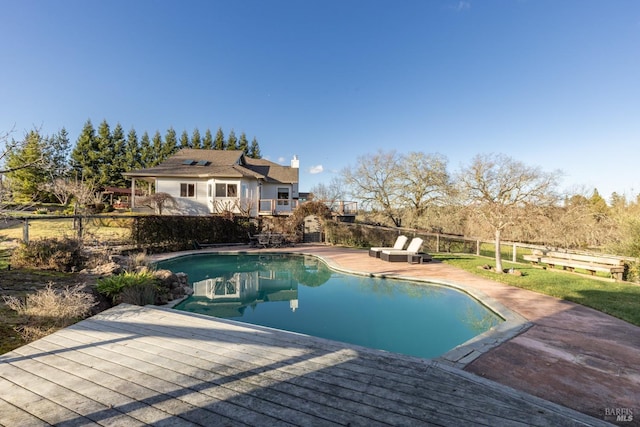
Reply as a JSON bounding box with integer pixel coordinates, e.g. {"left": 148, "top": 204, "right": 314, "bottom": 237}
{"left": 1, "top": 245, "right": 638, "bottom": 426}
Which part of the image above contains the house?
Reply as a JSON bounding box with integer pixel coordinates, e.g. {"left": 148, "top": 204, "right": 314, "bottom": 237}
{"left": 123, "top": 149, "right": 300, "bottom": 217}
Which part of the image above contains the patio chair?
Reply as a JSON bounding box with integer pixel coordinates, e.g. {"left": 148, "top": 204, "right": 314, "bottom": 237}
{"left": 257, "top": 234, "right": 270, "bottom": 248}
{"left": 270, "top": 233, "right": 284, "bottom": 248}
{"left": 380, "top": 237, "right": 431, "bottom": 263}
{"left": 368, "top": 235, "right": 408, "bottom": 258}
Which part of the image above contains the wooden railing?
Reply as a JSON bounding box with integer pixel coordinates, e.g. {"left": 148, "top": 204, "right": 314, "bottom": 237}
{"left": 258, "top": 199, "right": 300, "bottom": 215}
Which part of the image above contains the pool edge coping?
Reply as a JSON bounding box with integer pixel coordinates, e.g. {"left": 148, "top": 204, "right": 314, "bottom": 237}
{"left": 151, "top": 248, "right": 532, "bottom": 369}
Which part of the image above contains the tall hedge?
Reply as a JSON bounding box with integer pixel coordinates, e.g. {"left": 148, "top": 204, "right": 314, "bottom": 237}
{"left": 130, "top": 216, "right": 257, "bottom": 252}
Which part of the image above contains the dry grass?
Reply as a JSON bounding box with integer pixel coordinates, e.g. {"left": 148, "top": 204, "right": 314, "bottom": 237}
{"left": 2, "top": 284, "right": 96, "bottom": 342}
{"left": 0, "top": 217, "right": 131, "bottom": 243}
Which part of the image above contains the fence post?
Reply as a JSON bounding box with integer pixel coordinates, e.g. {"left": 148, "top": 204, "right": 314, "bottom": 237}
{"left": 436, "top": 234, "right": 440, "bottom": 252}
{"left": 513, "top": 243, "right": 517, "bottom": 263}
{"left": 76, "top": 216, "right": 83, "bottom": 240}
{"left": 476, "top": 240, "right": 480, "bottom": 256}
{"left": 22, "top": 219, "right": 29, "bottom": 243}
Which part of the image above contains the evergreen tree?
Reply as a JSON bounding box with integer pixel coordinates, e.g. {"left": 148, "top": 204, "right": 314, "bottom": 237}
{"left": 48, "top": 127, "right": 72, "bottom": 179}
{"left": 589, "top": 188, "right": 609, "bottom": 222}
{"left": 71, "top": 119, "right": 99, "bottom": 182}
{"left": 151, "top": 131, "right": 163, "bottom": 166}
{"left": 139, "top": 131, "right": 154, "bottom": 167}
{"left": 93, "top": 119, "right": 113, "bottom": 186}
{"left": 5, "top": 130, "right": 50, "bottom": 202}
{"left": 124, "top": 128, "right": 141, "bottom": 174}
{"left": 213, "top": 127, "right": 225, "bottom": 150}
{"left": 109, "top": 123, "right": 127, "bottom": 187}
{"left": 248, "top": 137, "right": 262, "bottom": 159}
{"left": 238, "top": 132, "right": 249, "bottom": 154}
{"left": 179, "top": 130, "right": 190, "bottom": 149}
{"left": 202, "top": 128, "right": 213, "bottom": 149}
{"left": 191, "top": 128, "right": 202, "bottom": 149}
{"left": 162, "top": 127, "right": 178, "bottom": 160}
{"left": 227, "top": 129, "right": 238, "bottom": 150}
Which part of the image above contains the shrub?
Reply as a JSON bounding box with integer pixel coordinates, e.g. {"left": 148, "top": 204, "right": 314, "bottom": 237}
{"left": 130, "top": 215, "right": 256, "bottom": 251}
{"left": 10, "top": 237, "right": 85, "bottom": 272}
{"left": 96, "top": 270, "right": 159, "bottom": 304}
{"left": 3, "top": 284, "right": 96, "bottom": 342}
{"left": 118, "top": 282, "right": 158, "bottom": 306}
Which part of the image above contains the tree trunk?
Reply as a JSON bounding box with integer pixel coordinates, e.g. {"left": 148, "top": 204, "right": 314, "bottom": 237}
{"left": 494, "top": 228, "right": 503, "bottom": 273}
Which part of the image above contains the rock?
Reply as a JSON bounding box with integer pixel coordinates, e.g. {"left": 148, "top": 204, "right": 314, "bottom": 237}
{"left": 153, "top": 269, "right": 192, "bottom": 302}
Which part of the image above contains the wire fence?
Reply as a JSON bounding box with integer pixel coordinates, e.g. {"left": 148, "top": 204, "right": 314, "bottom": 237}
{"left": 326, "top": 221, "right": 636, "bottom": 264}
{"left": 2, "top": 214, "right": 635, "bottom": 265}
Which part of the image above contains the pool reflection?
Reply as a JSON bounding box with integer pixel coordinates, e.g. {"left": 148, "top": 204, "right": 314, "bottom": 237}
{"left": 181, "top": 271, "right": 299, "bottom": 318}
{"left": 176, "top": 255, "right": 332, "bottom": 318}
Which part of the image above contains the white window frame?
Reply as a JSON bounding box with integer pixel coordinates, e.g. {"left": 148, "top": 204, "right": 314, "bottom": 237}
{"left": 180, "top": 182, "right": 196, "bottom": 198}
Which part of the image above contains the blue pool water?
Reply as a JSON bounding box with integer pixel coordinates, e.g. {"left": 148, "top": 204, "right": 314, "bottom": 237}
{"left": 158, "top": 253, "right": 502, "bottom": 359}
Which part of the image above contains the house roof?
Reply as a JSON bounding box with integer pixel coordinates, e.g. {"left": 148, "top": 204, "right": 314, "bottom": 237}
{"left": 123, "top": 149, "right": 298, "bottom": 184}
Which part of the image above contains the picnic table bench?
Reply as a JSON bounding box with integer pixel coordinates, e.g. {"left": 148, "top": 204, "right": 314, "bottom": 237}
{"left": 523, "top": 250, "right": 625, "bottom": 280}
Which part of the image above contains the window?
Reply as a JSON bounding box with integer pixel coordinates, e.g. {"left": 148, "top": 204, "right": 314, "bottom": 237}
{"left": 180, "top": 183, "right": 195, "bottom": 197}
{"left": 277, "top": 187, "right": 289, "bottom": 206}
{"left": 215, "top": 183, "right": 238, "bottom": 197}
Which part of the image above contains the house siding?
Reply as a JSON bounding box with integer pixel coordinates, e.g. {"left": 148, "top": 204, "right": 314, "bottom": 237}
{"left": 157, "top": 178, "right": 210, "bottom": 215}
{"left": 124, "top": 149, "right": 299, "bottom": 217}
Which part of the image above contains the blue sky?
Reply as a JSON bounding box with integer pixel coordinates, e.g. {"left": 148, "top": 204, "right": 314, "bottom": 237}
{"left": 2, "top": 0, "right": 639, "bottom": 200}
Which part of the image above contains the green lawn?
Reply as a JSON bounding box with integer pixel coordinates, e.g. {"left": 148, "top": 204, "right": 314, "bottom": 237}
{"left": 434, "top": 253, "right": 640, "bottom": 327}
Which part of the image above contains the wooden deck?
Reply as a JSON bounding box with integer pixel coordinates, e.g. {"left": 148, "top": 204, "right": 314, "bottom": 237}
{"left": 0, "top": 304, "right": 606, "bottom": 426}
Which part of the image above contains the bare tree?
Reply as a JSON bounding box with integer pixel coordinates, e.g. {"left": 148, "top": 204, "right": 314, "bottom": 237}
{"left": 309, "top": 177, "right": 345, "bottom": 213}
{"left": 39, "top": 178, "right": 75, "bottom": 206}
{"left": 396, "top": 152, "right": 452, "bottom": 226}
{"left": 342, "top": 150, "right": 403, "bottom": 226}
{"left": 137, "top": 192, "right": 176, "bottom": 215}
{"left": 342, "top": 150, "right": 453, "bottom": 228}
{"left": 457, "top": 153, "right": 560, "bottom": 273}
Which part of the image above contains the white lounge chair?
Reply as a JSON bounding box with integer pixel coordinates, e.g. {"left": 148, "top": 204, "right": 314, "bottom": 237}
{"left": 368, "top": 235, "right": 408, "bottom": 258}
{"left": 380, "top": 237, "right": 431, "bottom": 263}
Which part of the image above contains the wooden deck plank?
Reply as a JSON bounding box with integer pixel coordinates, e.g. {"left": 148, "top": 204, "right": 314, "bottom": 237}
{"left": 0, "top": 363, "right": 140, "bottom": 426}
{"left": 55, "top": 322, "right": 391, "bottom": 426}
{"left": 78, "top": 310, "right": 519, "bottom": 425}
{"left": 0, "top": 395, "right": 51, "bottom": 427}
{"left": 84, "top": 306, "right": 605, "bottom": 426}
{"left": 7, "top": 344, "right": 195, "bottom": 427}
{"left": 84, "top": 308, "right": 556, "bottom": 425}
{"left": 33, "top": 332, "right": 289, "bottom": 427}
{"left": 0, "top": 304, "right": 608, "bottom": 427}
{"left": 75, "top": 306, "right": 605, "bottom": 426}
{"left": 23, "top": 335, "right": 258, "bottom": 427}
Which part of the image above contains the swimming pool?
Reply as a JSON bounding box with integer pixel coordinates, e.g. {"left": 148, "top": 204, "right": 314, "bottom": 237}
{"left": 157, "top": 253, "right": 503, "bottom": 359}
